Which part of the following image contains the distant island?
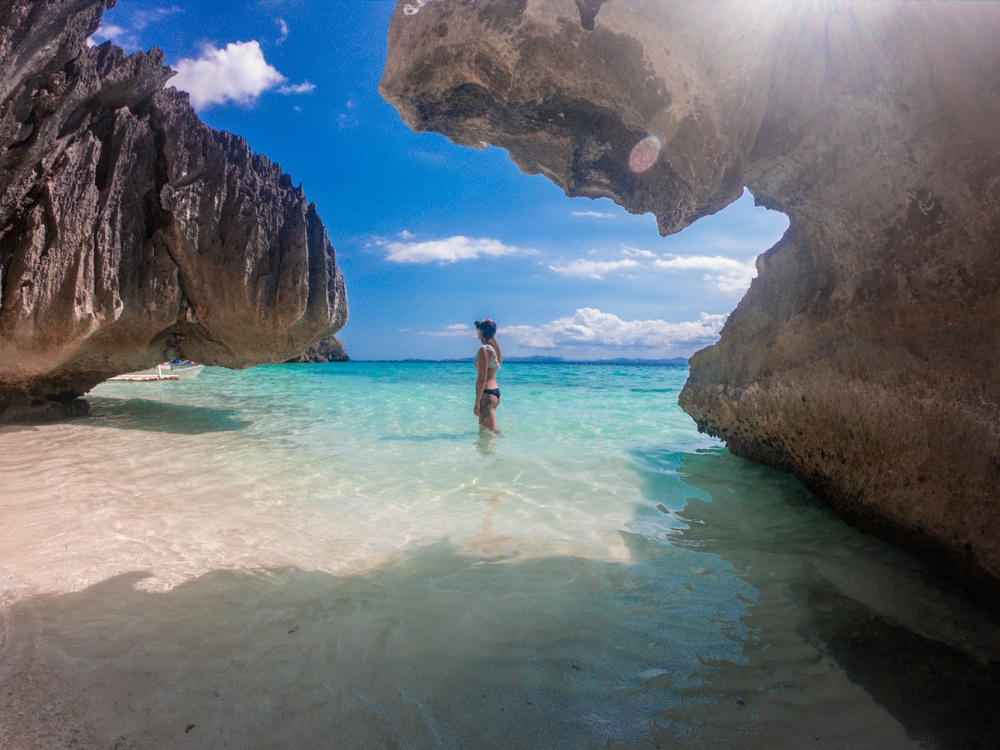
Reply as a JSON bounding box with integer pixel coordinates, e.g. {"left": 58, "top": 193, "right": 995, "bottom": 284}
{"left": 347, "top": 356, "right": 689, "bottom": 366}
{"left": 505, "top": 356, "right": 688, "bottom": 366}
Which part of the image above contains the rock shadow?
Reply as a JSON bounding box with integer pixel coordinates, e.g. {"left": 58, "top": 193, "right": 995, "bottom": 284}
{"left": 1, "top": 551, "right": 744, "bottom": 750}
{"left": 805, "top": 582, "right": 1000, "bottom": 748}
{"left": 85, "top": 396, "right": 250, "bottom": 434}
{"left": 652, "top": 449, "right": 1000, "bottom": 750}
{"left": 5, "top": 450, "right": 999, "bottom": 749}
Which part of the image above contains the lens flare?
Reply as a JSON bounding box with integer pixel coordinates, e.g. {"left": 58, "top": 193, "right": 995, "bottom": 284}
{"left": 628, "top": 134, "right": 662, "bottom": 174}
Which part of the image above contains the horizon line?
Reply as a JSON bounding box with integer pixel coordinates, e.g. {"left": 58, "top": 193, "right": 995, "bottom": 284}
{"left": 327, "top": 357, "right": 690, "bottom": 365}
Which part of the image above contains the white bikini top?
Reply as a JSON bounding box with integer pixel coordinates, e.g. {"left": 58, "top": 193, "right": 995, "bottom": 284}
{"left": 480, "top": 344, "right": 500, "bottom": 370}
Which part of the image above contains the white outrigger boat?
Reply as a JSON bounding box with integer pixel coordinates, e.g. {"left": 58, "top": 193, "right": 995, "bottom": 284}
{"left": 109, "top": 360, "right": 205, "bottom": 382}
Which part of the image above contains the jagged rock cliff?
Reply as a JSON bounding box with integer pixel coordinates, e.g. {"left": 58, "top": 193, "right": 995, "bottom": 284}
{"left": 381, "top": 0, "right": 1000, "bottom": 601}
{"left": 0, "top": 0, "right": 347, "bottom": 421}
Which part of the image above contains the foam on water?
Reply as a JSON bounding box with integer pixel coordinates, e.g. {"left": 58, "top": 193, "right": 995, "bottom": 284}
{"left": 1, "top": 362, "right": 998, "bottom": 748}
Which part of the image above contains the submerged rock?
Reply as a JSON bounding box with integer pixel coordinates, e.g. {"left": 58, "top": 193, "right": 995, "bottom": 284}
{"left": 0, "top": 0, "right": 347, "bottom": 422}
{"left": 381, "top": 0, "right": 1000, "bottom": 602}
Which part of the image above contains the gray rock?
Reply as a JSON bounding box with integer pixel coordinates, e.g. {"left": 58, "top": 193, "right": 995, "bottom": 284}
{"left": 381, "top": 0, "right": 1000, "bottom": 603}
{"left": 0, "top": 0, "right": 347, "bottom": 422}
{"left": 286, "top": 335, "right": 349, "bottom": 363}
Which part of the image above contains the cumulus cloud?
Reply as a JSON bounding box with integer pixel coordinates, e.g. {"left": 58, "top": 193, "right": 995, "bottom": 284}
{"left": 653, "top": 254, "right": 757, "bottom": 294}
{"left": 171, "top": 41, "right": 287, "bottom": 110}
{"left": 548, "top": 258, "right": 640, "bottom": 279}
{"left": 572, "top": 211, "right": 617, "bottom": 220}
{"left": 379, "top": 236, "right": 534, "bottom": 264}
{"left": 505, "top": 308, "right": 727, "bottom": 351}
{"left": 546, "top": 244, "right": 758, "bottom": 293}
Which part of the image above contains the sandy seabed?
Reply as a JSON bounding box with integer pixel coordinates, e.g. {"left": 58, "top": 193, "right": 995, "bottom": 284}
{"left": 3, "top": 366, "right": 1000, "bottom": 749}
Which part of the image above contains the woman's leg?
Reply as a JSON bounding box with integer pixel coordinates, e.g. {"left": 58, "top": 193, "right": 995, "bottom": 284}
{"left": 479, "top": 394, "right": 500, "bottom": 433}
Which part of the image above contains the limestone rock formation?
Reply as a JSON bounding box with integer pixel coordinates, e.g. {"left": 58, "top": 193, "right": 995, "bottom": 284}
{"left": 0, "top": 0, "right": 347, "bottom": 421}
{"left": 381, "top": 0, "right": 1000, "bottom": 601}
{"left": 285, "top": 335, "right": 349, "bottom": 363}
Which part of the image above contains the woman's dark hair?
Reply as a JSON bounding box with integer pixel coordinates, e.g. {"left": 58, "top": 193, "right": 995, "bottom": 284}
{"left": 475, "top": 319, "right": 497, "bottom": 339}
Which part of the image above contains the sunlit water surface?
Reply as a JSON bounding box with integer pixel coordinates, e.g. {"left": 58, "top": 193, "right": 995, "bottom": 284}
{"left": 1, "top": 363, "right": 998, "bottom": 749}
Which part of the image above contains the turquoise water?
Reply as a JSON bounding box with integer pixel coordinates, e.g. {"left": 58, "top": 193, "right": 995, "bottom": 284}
{"left": 1, "top": 362, "right": 998, "bottom": 748}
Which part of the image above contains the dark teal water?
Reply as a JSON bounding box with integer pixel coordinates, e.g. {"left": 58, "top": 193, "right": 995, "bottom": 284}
{"left": 0, "top": 362, "right": 997, "bottom": 748}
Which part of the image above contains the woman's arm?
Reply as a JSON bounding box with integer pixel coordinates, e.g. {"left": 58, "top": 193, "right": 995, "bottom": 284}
{"left": 474, "top": 347, "right": 488, "bottom": 416}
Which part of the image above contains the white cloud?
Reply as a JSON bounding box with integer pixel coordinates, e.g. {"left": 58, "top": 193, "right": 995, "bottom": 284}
{"left": 88, "top": 24, "right": 126, "bottom": 46}
{"left": 278, "top": 81, "right": 316, "bottom": 95}
{"left": 505, "top": 308, "right": 727, "bottom": 351}
{"left": 546, "top": 244, "right": 758, "bottom": 291}
{"left": 131, "top": 5, "right": 182, "bottom": 30}
{"left": 335, "top": 98, "right": 360, "bottom": 129}
{"left": 548, "top": 258, "right": 640, "bottom": 279}
{"left": 275, "top": 18, "right": 289, "bottom": 44}
{"left": 572, "top": 211, "right": 616, "bottom": 220}
{"left": 171, "top": 41, "right": 286, "bottom": 110}
{"left": 418, "top": 323, "right": 474, "bottom": 337}
{"left": 399, "top": 230, "right": 415, "bottom": 239}
{"left": 653, "top": 254, "right": 757, "bottom": 294}
{"left": 87, "top": 6, "right": 181, "bottom": 49}
{"left": 621, "top": 246, "right": 657, "bottom": 259}
{"left": 379, "top": 236, "right": 533, "bottom": 264}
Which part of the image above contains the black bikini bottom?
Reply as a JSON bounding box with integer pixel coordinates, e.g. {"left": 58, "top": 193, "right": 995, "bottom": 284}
{"left": 482, "top": 388, "right": 501, "bottom": 399}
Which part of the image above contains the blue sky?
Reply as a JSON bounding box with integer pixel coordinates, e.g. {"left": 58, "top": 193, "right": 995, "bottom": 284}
{"left": 93, "top": 0, "right": 788, "bottom": 361}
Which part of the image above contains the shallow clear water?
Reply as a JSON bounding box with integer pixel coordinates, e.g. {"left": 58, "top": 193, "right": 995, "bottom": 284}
{"left": 1, "top": 362, "right": 998, "bottom": 749}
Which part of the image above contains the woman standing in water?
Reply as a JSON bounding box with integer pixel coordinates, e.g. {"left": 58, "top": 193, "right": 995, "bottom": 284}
{"left": 473, "top": 318, "right": 502, "bottom": 433}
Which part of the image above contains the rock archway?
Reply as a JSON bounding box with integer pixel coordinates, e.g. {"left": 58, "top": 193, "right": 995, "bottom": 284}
{"left": 380, "top": 0, "right": 1000, "bottom": 602}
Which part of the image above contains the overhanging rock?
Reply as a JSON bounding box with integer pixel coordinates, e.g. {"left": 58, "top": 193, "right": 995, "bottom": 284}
{"left": 380, "top": 0, "right": 1000, "bottom": 604}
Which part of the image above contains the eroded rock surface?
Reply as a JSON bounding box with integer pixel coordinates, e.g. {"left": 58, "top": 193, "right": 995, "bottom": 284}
{"left": 286, "top": 335, "right": 349, "bottom": 363}
{"left": 0, "top": 0, "right": 347, "bottom": 421}
{"left": 381, "top": 0, "right": 1000, "bottom": 601}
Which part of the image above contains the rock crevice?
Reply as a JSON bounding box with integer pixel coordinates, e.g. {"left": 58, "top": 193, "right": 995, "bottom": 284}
{"left": 381, "top": 0, "right": 1000, "bottom": 603}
